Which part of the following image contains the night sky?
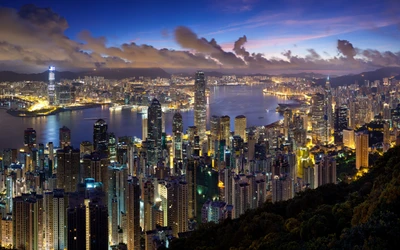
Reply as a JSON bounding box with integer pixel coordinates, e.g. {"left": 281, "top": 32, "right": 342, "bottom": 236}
{"left": 0, "top": 0, "right": 399, "bottom": 74}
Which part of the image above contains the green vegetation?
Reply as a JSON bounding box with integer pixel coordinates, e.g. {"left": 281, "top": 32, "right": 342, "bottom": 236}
{"left": 170, "top": 147, "right": 400, "bottom": 250}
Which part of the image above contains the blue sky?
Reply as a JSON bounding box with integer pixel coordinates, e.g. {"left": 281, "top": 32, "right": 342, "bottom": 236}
{"left": 0, "top": 0, "right": 399, "bottom": 73}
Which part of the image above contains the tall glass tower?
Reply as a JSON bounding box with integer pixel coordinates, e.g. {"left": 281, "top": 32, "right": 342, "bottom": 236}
{"left": 48, "top": 66, "right": 56, "bottom": 105}
{"left": 147, "top": 98, "right": 162, "bottom": 149}
{"left": 194, "top": 71, "right": 206, "bottom": 141}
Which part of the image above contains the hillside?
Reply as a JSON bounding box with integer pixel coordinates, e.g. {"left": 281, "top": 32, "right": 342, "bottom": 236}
{"left": 170, "top": 146, "right": 400, "bottom": 250}
{"left": 0, "top": 68, "right": 170, "bottom": 82}
{"left": 315, "top": 67, "right": 400, "bottom": 87}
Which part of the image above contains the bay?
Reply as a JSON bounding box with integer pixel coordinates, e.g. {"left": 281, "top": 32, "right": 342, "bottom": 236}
{"left": 0, "top": 85, "right": 293, "bottom": 149}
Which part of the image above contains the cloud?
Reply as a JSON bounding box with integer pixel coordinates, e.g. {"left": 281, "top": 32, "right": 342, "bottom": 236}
{"left": 337, "top": 39, "right": 357, "bottom": 59}
{"left": 0, "top": 4, "right": 399, "bottom": 74}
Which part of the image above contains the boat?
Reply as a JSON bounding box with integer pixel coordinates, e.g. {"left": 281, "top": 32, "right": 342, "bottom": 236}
{"left": 266, "top": 109, "right": 270, "bottom": 112}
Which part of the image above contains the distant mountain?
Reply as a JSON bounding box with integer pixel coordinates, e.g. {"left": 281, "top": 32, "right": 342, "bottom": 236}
{"left": 315, "top": 67, "right": 400, "bottom": 87}
{"left": 0, "top": 68, "right": 170, "bottom": 82}
{"left": 281, "top": 72, "right": 327, "bottom": 78}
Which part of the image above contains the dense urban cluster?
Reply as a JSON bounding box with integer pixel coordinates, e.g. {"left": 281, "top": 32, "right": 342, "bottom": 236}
{"left": 0, "top": 68, "right": 400, "bottom": 250}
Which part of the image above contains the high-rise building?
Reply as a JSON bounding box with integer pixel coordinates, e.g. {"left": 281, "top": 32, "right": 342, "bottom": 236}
{"left": 173, "top": 112, "right": 183, "bottom": 161}
{"left": 142, "top": 113, "right": 148, "bottom": 141}
{"left": 355, "top": 131, "right": 369, "bottom": 169}
{"left": 59, "top": 126, "right": 71, "bottom": 148}
{"left": 315, "top": 156, "right": 336, "bottom": 187}
{"left": 108, "top": 132, "right": 117, "bottom": 163}
{"left": 48, "top": 66, "right": 56, "bottom": 105}
{"left": 67, "top": 196, "right": 108, "bottom": 250}
{"left": 325, "top": 76, "right": 333, "bottom": 136}
{"left": 272, "top": 175, "right": 293, "bottom": 203}
{"left": 220, "top": 116, "right": 231, "bottom": 148}
{"left": 13, "top": 193, "right": 44, "bottom": 250}
{"left": 44, "top": 189, "right": 67, "bottom": 250}
{"left": 334, "top": 106, "right": 348, "bottom": 143}
{"left": 24, "top": 128, "right": 36, "bottom": 148}
{"left": 1, "top": 215, "right": 13, "bottom": 248}
{"left": 147, "top": 98, "right": 163, "bottom": 150}
{"left": 311, "top": 93, "right": 326, "bottom": 144}
{"left": 93, "top": 119, "right": 108, "bottom": 153}
{"left": 343, "top": 129, "right": 355, "bottom": 149}
{"left": 194, "top": 71, "right": 207, "bottom": 141}
{"left": 126, "top": 176, "right": 141, "bottom": 250}
{"left": 234, "top": 115, "right": 247, "bottom": 141}
{"left": 56, "top": 147, "right": 80, "bottom": 193}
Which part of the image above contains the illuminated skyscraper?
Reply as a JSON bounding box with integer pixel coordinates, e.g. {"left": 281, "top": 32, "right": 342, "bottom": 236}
{"left": 56, "top": 147, "right": 80, "bottom": 193}
{"left": 334, "top": 106, "right": 348, "bottom": 144}
{"left": 126, "top": 176, "right": 141, "bottom": 250}
{"left": 59, "top": 126, "right": 71, "bottom": 148}
{"left": 194, "top": 71, "right": 207, "bottom": 141}
{"left": 311, "top": 93, "right": 326, "bottom": 144}
{"left": 44, "top": 189, "right": 67, "bottom": 250}
{"left": 93, "top": 119, "right": 108, "bottom": 153}
{"left": 220, "top": 116, "right": 231, "bottom": 148}
{"left": 147, "top": 98, "right": 163, "bottom": 149}
{"left": 48, "top": 66, "right": 56, "bottom": 105}
{"left": 325, "top": 76, "right": 333, "bottom": 136}
{"left": 173, "top": 112, "right": 183, "bottom": 161}
{"left": 234, "top": 115, "right": 247, "bottom": 141}
{"left": 13, "top": 194, "right": 44, "bottom": 250}
{"left": 355, "top": 131, "right": 369, "bottom": 169}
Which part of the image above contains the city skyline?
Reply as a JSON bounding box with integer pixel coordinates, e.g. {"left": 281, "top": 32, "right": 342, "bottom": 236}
{"left": 0, "top": 0, "right": 399, "bottom": 74}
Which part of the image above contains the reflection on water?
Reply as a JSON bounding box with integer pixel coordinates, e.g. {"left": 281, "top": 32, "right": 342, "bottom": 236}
{"left": 0, "top": 85, "right": 293, "bottom": 149}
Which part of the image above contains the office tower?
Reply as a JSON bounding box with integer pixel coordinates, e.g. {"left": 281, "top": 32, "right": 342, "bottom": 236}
{"left": 13, "top": 194, "right": 44, "bottom": 250}
{"left": 48, "top": 66, "right": 56, "bottom": 105}
{"left": 194, "top": 71, "right": 207, "bottom": 141}
{"left": 80, "top": 141, "right": 93, "bottom": 157}
{"left": 210, "top": 115, "right": 221, "bottom": 156}
{"left": 325, "top": 76, "right": 333, "bottom": 135}
{"left": 143, "top": 180, "right": 155, "bottom": 231}
{"left": 56, "top": 147, "right": 80, "bottom": 193}
{"left": 59, "top": 126, "right": 71, "bottom": 148}
{"left": 334, "top": 106, "right": 348, "bottom": 143}
{"left": 24, "top": 128, "right": 37, "bottom": 148}
{"left": 272, "top": 175, "right": 293, "bottom": 203}
{"left": 283, "top": 110, "right": 291, "bottom": 140}
{"left": 311, "top": 93, "right": 326, "bottom": 144}
{"left": 355, "top": 131, "right": 369, "bottom": 170}
{"left": 173, "top": 112, "right": 183, "bottom": 161}
{"left": 108, "top": 133, "right": 117, "bottom": 162}
{"left": 343, "top": 129, "right": 355, "bottom": 149}
{"left": 247, "top": 131, "right": 256, "bottom": 161}
{"left": 315, "top": 156, "right": 336, "bottom": 188}
{"left": 44, "top": 189, "right": 67, "bottom": 250}
{"left": 148, "top": 98, "right": 163, "bottom": 149}
{"left": 107, "top": 165, "right": 128, "bottom": 246}
{"left": 186, "top": 159, "right": 197, "bottom": 219}
{"left": 1, "top": 215, "right": 13, "bottom": 248}
{"left": 126, "top": 176, "right": 141, "bottom": 250}
{"left": 220, "top": 115, "right": 231, "bottom": 148}
{"left": 142, "top": 113, "right": 148, "bottom": 141}
{"left": 234, "top": 115, "right": 247, "bottom": 141}
{"left": 166, "top": 180, "right": 188, "bottom": 237}
{"left": 93, "top": 119, "right": 108, "bottom": 154}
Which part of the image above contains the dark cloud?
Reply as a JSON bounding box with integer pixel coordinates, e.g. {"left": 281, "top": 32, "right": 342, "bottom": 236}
{"left": 0, "top": 4, "right": 399, "bottom": 74}
{"left": 337, "top": 39, "right": 357, "bottom": 59}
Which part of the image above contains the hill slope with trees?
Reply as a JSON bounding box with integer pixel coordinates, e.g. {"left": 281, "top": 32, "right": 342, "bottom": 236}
{"left": 170, "top": 146, "right": 400, "bottom": 250}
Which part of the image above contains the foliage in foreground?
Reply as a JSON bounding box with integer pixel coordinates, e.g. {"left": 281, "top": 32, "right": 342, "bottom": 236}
{"left": 170, "top": 146, "right": 400, "bottom": 250}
